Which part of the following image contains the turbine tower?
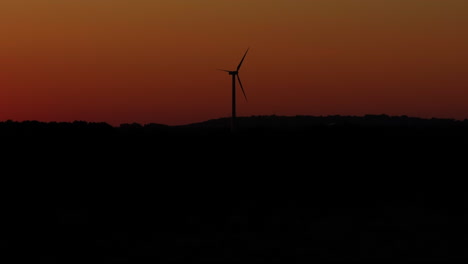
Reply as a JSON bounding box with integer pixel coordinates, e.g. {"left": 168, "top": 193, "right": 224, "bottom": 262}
{"left": 218, "top": 48, "right": 249, "bottom": 132}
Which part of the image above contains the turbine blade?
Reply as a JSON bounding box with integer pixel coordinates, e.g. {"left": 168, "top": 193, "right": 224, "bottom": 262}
{"left": 217, "top": 69, "right": 231, "bottom": 72}
{"left": 237, "top": 74, "right": 248, "bottom": 102}
{"left": 236, "top": 48, "right": 250, "bottom": 71}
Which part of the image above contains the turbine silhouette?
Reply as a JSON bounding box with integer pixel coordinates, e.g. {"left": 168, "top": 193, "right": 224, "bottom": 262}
{"left": 218, "top": 48, "right": 249, "bottom": 132}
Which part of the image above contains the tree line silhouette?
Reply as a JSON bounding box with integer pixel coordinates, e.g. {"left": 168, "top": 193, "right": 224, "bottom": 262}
{"left": 1, "top": 114, "right": 468, "bottom": 136}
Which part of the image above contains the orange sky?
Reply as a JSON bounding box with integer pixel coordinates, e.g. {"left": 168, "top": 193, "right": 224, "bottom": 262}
{"left": 1, "top": 0, "right": 468, "bottom": 125}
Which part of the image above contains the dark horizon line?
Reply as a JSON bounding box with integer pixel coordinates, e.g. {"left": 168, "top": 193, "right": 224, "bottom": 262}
{"left": 1, "top": 114, "right": 468, "bottom": 128}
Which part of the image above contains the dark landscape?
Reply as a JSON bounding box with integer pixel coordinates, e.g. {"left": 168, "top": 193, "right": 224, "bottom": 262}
{"left": 3, "top": 0, "right": 467, "bottom": 262}
{"left": 2, "top": 115, "right": 467, "bottom": 262}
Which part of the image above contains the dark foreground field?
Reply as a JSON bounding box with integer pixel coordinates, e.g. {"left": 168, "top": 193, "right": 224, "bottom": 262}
{"left": 2, "top": 115, "right": 467, "bottom": 262}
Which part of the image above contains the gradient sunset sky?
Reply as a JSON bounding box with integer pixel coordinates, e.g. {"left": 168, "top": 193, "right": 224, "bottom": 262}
{"left": 1, "top": 0, "right": 467, "bottom": 125}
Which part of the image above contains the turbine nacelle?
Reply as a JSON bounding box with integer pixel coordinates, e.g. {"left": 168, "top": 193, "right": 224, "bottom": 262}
{"left": 217, "top": 69, "right": 238, "bottom": 75}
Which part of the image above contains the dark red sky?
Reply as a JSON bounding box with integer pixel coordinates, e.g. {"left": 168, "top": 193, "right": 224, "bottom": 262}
{"left": 1, "top": 0, "right": 468, "bottom": 125}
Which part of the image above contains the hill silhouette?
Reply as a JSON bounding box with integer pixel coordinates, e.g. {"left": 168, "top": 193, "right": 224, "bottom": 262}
{"left": 2, "top": 114, "right": 468, "bottom": 137}
{"left": 2, "top": 114, "right": 466, "bottom": 262}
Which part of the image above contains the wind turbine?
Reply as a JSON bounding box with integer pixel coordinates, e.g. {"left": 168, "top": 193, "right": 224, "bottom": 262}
{"left": 218, "top": 48, "right": 249, "bottom": 132}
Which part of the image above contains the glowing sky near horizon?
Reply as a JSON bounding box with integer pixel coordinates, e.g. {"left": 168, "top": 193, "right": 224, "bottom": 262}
{"left": 1, "top": 0, "right": 467, "bottom": 125}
